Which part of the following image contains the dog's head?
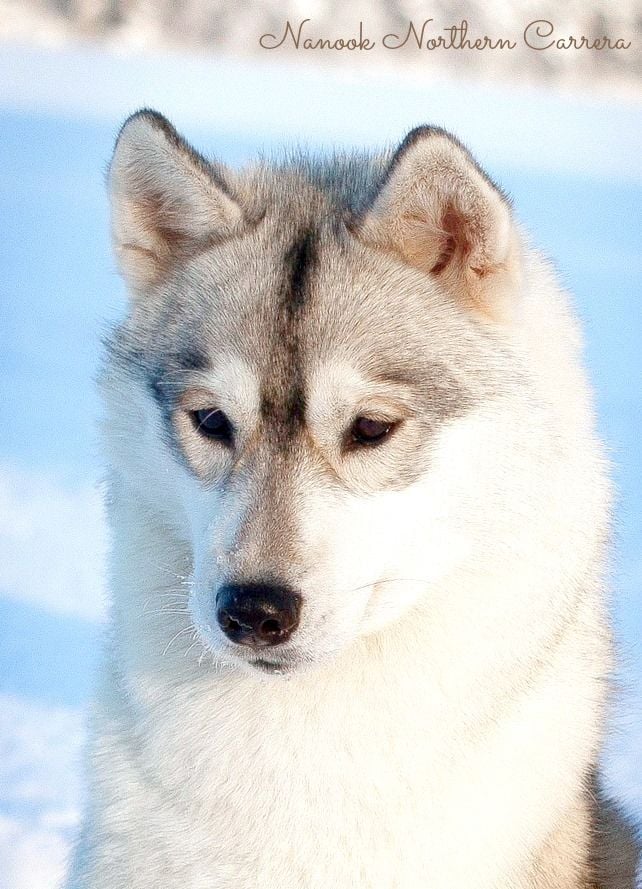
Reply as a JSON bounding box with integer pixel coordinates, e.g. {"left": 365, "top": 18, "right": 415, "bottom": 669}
{"left": 104, "top": 111, "right": 532, "bottom": 675}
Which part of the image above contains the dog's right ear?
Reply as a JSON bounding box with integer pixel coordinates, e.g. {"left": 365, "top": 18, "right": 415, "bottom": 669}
{"left": 109, "top": 110, "right": 246, "bottom": 295}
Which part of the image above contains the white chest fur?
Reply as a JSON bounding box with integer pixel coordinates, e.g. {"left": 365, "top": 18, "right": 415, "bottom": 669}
{"left": 83, "top": 576, "right": 604, "bottom": 889}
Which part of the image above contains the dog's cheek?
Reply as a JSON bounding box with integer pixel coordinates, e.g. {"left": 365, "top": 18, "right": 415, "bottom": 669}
{"left": 102, "top": 375, "right": 195, "bottom": 540}
{"left": 295, "top": 488, "right": 402, "bottom": 638}
{"left": 334, "top": 464, "right": 475, "bottom": 634}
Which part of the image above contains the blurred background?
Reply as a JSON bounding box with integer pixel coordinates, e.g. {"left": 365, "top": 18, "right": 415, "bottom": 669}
{"left": 0, "top": 2, "right": 640, "bottom": 887}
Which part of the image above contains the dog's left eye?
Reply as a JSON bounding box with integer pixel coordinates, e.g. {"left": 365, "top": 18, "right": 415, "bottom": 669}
{"left": 192, "top": 409, "right": 233, "bottom": 443}
{"left": 349, "top": 416, "right": 396, "bottom": 446}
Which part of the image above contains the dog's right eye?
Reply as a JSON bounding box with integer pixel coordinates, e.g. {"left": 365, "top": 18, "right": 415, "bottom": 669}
{"left": 191, "top": 409, "right": 234, "bottom": 444}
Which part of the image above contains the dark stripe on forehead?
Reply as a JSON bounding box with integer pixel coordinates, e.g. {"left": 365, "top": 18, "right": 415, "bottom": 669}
{"left": 260, "top": 383, "right": 306, "bottom": 428}
{"left": 260, "top": 227, "right": 319, "bottom": 435}
{"left": 283, "top": 227, "right": 318, "bottom": 312}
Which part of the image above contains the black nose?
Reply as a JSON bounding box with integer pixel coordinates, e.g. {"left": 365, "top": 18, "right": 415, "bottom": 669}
{"left": 216, "top": 583, "right": 302, "bottom": 648}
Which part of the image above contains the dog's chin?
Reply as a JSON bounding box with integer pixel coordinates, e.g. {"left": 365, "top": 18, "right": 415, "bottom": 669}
{"left": 220, "top": 646, "right": 339, "bottom": 679}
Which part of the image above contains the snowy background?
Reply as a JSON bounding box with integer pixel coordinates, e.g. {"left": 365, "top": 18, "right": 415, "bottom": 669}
{"left": 1, "top": 0, "right": 639, "bottom": 94}
{"left": 0, "top": 37, "right": 641, "bottom": 889}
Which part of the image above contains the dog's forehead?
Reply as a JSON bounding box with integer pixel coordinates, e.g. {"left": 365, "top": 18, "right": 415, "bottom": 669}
{"left": 151, "top": 200, "right": 472, "bottom": 403}
{"left": 203, "top": 214, "right": 438, "bottom": 376}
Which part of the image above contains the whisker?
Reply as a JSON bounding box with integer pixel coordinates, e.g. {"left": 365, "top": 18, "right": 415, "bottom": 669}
{"left": 154, "top": 369, "right": 206, "bottom": 378}
{"left": 340, "top": 577, "right": 432, "bottom": 596}
{"left": 152, "top": 591, "right": 191, "bottom": 599}
{"left": 184, "top": 635, "right": 202, "bottom": 659}
{"left": 152, "top": 370, "right": 214, "bottom": 391}
{"left": 162, "top": 625, "right": 195, "bottom": 657}
{"left": 154, "top": 563, "right": 193, "bottom": 583}
{"left": 142, "top": 593, "right": 191, "bottom": 612}
{"left": 157, "top": 596, "right": 190, "bottom": 605}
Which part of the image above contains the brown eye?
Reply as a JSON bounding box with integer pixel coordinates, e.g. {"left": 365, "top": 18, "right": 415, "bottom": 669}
{"left": 350, "top": 416, "right": 395, "bottom": 446}
{"left": 192, "top": 409, "right": 233, "bottom": 443}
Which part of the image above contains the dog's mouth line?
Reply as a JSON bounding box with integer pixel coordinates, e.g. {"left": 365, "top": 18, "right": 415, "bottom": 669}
{"left": 250, "top": 658, "right": 293, "bottom": 674}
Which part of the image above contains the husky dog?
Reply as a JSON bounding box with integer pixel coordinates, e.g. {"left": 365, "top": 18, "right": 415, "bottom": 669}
{"left": 68, "top": 111, "right": 638, "bottom": 889}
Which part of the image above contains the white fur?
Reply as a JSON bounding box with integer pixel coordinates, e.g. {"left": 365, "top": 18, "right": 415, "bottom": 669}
{"left": 69, "top": 262, "right": 610, "bottom": 888}
{"left": 68, "top": 124, "right": 614, "bottom": 888}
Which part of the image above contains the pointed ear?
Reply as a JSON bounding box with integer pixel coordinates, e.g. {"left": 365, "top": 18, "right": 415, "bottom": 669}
{"left": 109, "top": 110, "right": 247, "bottom": 294}
{"left": 354, "top": 127, "right": 521, "bottom": 322}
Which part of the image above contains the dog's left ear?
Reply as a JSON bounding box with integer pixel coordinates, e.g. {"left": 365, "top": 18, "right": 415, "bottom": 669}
{"left": 354, "top": 127, "right": 520, "bottom": 322}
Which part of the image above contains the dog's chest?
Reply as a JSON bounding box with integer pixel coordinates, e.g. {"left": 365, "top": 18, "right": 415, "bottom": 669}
{"left": 124, "top": 663, "right": 592, "bottom": 889}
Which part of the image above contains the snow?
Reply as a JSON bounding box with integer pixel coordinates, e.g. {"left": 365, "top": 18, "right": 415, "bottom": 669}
{"left": 0, "top": 695, "right": 85, "bottom": 889}
{"left": 606, "top": 689, "right": 642, "bottom": 822}
{"left": 0, "top": 467, "right": 107, "bottom": 622}
{"left": 0, "top": 42, "right": 640, "bottom": 182}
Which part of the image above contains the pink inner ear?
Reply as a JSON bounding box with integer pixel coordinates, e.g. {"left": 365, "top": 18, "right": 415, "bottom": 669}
{"left": 430, "top": 207, "right": 470, "bottom": 276}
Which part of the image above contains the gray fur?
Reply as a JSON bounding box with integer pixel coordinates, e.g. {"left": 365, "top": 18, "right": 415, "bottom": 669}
{"left": 106, "top": 146, "right": 507, "bottom": 499}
